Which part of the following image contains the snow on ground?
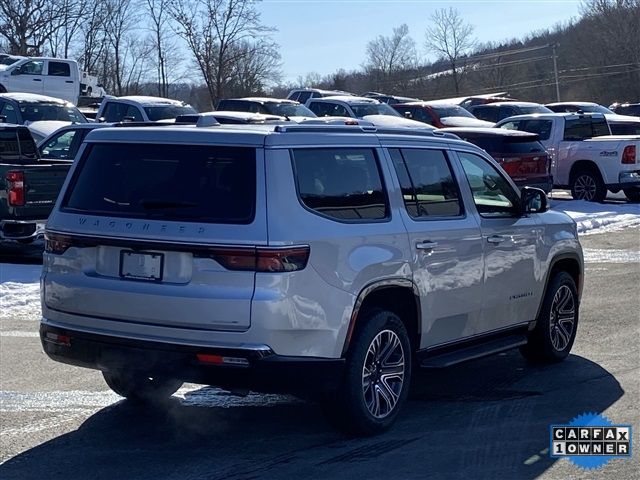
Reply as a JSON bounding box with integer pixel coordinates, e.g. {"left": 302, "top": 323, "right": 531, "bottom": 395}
{"left": 0, "top": 263, "right": 41, "bottom": 321}
{"left": 0, "top": 199, "right": 638, "bottom": 324}
{"left": 551, "top": 199, "right": 640, "bottom": 235}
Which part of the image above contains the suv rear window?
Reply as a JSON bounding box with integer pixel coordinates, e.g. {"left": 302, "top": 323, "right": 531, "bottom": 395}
{"left": 62, "top": 144, "right": 256, "bottom": 224}
{"left": 465, "top": 136, "right": 546, "bottom": 154}
{"left": 292, "top": 148, "right": 388, "bottom": 221}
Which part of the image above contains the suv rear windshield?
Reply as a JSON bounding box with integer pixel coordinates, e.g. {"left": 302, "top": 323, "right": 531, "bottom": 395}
{"left": 62, "top": 144, "right": 256, "bottom": 224}
{"left": 464, "top": 136, "right": 546, "bottom": 154}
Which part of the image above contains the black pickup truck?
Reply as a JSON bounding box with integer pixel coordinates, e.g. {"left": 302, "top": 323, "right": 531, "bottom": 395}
{"left": 0, "top": 124, "right": 71, "bottom": 243}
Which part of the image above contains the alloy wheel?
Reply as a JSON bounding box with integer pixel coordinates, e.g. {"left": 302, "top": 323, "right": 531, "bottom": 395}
{"left": 362, "top": 329, "right": 405, "bottom": 419}
{"left": 549, "top": 285, "right": 576, "bottom": 351}
{"left": 573, "top": 174, "right": 597, "bottom": 201}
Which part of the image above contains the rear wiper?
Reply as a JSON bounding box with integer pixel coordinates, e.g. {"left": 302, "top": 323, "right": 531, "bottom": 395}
{"left": 140, "top": 200, "right": 197, "bottom": 210}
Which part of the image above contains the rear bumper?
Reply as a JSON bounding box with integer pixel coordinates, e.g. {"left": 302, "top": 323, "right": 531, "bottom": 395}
{"left": 608, "top": 171, "right": 640, "bottom": 190}
{"left": 40, "top": 323, "right": 345, "bottom": 394}
{"left": 0, "top": 219, "right": 46, "bottom": 241}
{"left": 515, "top": 177, "right": 553, "bottom": 193}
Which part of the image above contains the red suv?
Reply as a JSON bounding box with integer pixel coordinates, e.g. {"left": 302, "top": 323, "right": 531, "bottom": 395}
{"left": 392, "top": 102, "right": 494, "bottom": 128}
{"left": 441, "top": 127, "right": 553, "bottom": 192}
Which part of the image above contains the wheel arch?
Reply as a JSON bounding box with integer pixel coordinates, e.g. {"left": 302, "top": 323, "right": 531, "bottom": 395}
{"left": 341, "top": 279, "right": 421, "bottom": 357}
{"left": 533, "top": 253, "right": 583, "bottom": 326}
{"left": 569, "top": 159, "right": 604, "bottom": 183}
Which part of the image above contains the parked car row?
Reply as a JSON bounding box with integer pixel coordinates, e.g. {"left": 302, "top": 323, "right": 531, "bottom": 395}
{"left": 2, "top": 88, "right": 639, "bottom": 245}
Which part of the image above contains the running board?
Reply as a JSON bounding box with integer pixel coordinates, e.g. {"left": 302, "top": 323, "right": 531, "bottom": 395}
{"left": 419, "top": 334, "right": 528, "bottom": 369}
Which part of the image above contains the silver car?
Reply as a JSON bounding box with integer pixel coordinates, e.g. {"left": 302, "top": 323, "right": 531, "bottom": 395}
{"left": 40, "top": 123, "right": 583, "bottom": 434}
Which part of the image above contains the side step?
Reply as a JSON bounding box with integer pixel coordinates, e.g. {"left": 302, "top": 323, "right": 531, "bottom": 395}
{"left": 419, "top": 334, "right": 528, "bottom": 369}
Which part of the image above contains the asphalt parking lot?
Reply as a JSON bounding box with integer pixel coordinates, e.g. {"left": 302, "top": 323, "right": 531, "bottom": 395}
{"left": 0, "top": 226, "right": 638, "bottom": 479}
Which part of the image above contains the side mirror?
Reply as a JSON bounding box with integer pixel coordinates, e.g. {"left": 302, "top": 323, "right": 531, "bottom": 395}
{"left": 11, "top": 68, "right": 20, "bottom": 76}
{"left": 403, "top": 111, "right": 412, "bottom": 119}
{"left": 97, "top": 117, "right": 106, "bottom": 123}
{"left": 122, "top": 116, "right": 135, "bottom": 123}
{"left": 0, "top": 115, "right": 6, "bottom": 123}
{"left": 521, "top": 186, "right": 549, "bottom": 214}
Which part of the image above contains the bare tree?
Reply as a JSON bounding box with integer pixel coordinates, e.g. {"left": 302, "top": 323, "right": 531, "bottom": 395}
{"left": 169, "top": 0, "right": 280, "bottom": 106}
{"left": 365, "top": 24, "right": 417, "bottom": 75}
{"left": 47, "top": 0, "right": 86, "bottom": 58}
{"left": 0, "top": 0, "right": 70, "bottom": 55}
{"left": 146, "top": 0, "right": 178, "bottom": 97}
{"left": 78, "top": 3, "right": 109, "bottom": 74}
{"left": 103, "top": 0, "right": 140, "bottom": 95}
{"left": 425, "top": 7, "right": 476, "bottom": 93}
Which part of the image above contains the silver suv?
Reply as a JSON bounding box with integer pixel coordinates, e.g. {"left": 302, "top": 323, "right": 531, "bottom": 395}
{"left": 40, "top": 123, "right": 583, "bottom": 434}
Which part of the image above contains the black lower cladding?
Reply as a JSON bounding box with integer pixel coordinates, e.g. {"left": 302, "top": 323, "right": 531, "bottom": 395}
{"left": 40, "top": 324, "right": 344, "bottom": 394}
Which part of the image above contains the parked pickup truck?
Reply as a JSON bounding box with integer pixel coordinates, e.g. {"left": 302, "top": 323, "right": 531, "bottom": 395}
{"left": 0, "top": 123, "right": 71, "bottom": 242}
{"left": 496, "top": 113, "right": 640, "bottom": 202}
{"left": 0, "top": 57, "right": 81, "bottom": 105}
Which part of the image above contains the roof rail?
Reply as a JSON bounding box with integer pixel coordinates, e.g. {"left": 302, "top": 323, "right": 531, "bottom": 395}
{"left": 273, "top": 123, "right": 455, "bottom": 139}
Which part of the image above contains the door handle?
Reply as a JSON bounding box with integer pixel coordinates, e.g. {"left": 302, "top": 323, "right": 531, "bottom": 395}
{"left": 416, "top": 241, "right": 438, "bottom": 251}
{"left": 487, "top": 235, "right": 506, "bottom": 244}
{"left": 33, "top": 78, "right": 42, "bottom": 82}
{"left": 65, "top": 80, "right": 73, "bottom": 83}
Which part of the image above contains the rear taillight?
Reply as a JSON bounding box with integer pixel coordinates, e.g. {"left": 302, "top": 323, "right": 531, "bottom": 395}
{"left": 622, "top": 145, "right": 636, "bottom": 164}
{"left": 44, "top": 232, "right": 73, "bottom": 254}
{"left": 211, "top": 246, "right": 310, "bottom": 272}
{"left": 6, "top": 171, "right": 25, "bottom": 206}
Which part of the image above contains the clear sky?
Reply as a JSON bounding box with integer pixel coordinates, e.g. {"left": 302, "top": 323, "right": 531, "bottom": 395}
{"left": 257, "top": 0, "right": 583, "bottom": 82}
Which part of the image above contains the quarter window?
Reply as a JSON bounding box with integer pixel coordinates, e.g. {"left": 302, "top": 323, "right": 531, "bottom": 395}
{"left": 389, "top": 148, "right": 462, "bottom": 218}
{"left": 458, "top": 151, "right": 520, "bottom": 218}
{"left": 292, "top": 148, "right": 388, "bottom": 221}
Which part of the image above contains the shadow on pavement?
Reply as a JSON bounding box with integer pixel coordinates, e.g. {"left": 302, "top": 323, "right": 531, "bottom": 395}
{"left": 0, "top": 351, "right": 623, "bottom": 480}
{"left": 0, "top": 241, "right": 43, "bottom": 265}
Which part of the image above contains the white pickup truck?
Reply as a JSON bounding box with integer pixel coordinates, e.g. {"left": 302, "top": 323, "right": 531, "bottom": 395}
{"left": 496, "top": 112, "right": 640, "bottom": 202}
{"left": 0, "top": 56, "right": 81, "bottom": 105}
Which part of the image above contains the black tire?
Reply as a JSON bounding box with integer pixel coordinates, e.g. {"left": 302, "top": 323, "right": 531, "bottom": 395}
{"left": 102, "top": 370, "right": 182, "bottom": 403}
{"left": 623, "top": 188, "right": 640, "bottom": 203}
{"left": 326, "top": 310, "right": 412, "bottom": 435}
{"left": 570, "top": 168, "right": 606, "bottom": 202}
{"left": 520, "top": 271, "right": 579, "bottom": 363}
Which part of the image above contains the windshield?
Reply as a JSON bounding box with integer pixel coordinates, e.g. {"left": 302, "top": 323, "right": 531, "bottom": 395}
{"left": 430, "top": 105, "right": 475, "bottom": 119}
{"left": 580, "top": 105, "right": 613, "bottom": 114}
{"left": 144, "top": 105, "right": 197, "bottom": 121}
{"left": 520, "top": 105, "right": 554, "bottom": 115}
{"left": 20, "top": 103, "right": 87, "bottom": 123}
{"left": 264, "top": 103, "right": 316, "bottom": 117}
{"left": 0, "top": 56, "right": 21, "bottom": 66}
{"left": 350, "top": 103, "right": 401, "bottom": 118}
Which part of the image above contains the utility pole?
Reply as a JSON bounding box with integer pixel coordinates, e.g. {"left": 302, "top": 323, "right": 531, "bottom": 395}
{"left": 552, "top": 44, "right": 560, "bottom": 102}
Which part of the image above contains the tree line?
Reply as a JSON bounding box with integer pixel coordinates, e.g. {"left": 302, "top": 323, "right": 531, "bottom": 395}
{"left": 1, "top": 0, "right": 637, "bottom": 109}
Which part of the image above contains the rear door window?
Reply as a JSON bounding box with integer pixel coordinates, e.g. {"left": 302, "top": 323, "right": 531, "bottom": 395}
{"left": 62, "top": 144, "right": 256, "bottom": 224}
{"left": 48, "top": 61, "right": 71, "bottom": 77}
{"left": 291, "top": 148, "right": 388, "bottom": 221}
{"left": 564, "top": 117, "right": 610, "bottom": 140}
{"left": 473, "top": 107, "right": 499, "bottom": 123}
{"left": 389, "top": 148, "right": 462, "bottom": 218}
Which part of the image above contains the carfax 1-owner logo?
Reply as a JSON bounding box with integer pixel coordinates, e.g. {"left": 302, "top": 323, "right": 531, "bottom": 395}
{"left": 550, "top": 412, "right": 633, "bottom": 469}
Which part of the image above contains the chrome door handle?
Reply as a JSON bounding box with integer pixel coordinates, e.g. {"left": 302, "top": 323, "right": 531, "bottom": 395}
{"left": 416, "top": 241, "right": 438, "bottom": 250}
{"left": 487, "top": 235, "right": 506, "bottom": 244}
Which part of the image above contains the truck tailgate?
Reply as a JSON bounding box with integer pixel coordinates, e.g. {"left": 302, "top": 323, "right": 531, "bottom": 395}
{"left": 2, "top": 163, "right": 71, "bottom": 220}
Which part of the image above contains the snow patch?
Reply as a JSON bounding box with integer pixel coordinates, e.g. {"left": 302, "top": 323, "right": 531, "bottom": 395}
{"left": 0, "top": 264, "right": 41, "bottom": 320}
{"left": 550, "top": 199, "right": 640, "bottom": 235}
